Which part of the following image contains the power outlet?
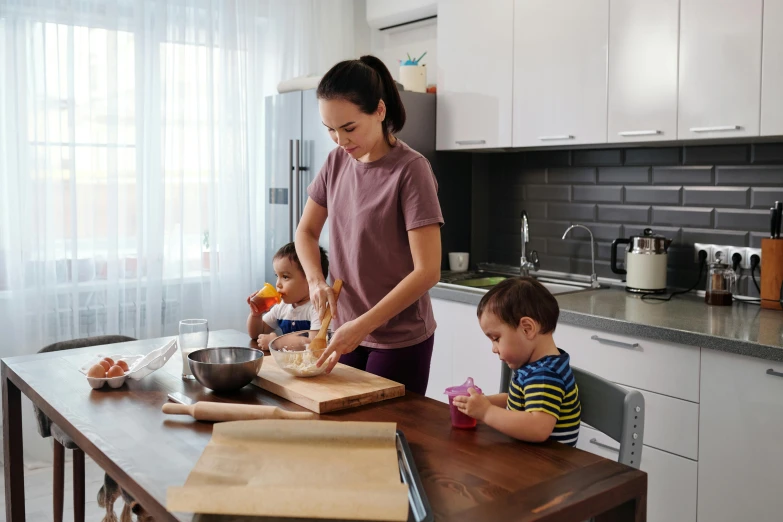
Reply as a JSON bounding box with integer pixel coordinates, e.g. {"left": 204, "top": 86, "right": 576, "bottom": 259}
{"left": 728, "top": 247, "right": 746, "bottom": 269}
{"left": 694, "top": 243, "right": 713, "bottom": 264}
{"left": 743, "top": 248, "right": 762, "bottom": 270}
{"left": 713, "top": 245, "right": 732, "bottom": 264}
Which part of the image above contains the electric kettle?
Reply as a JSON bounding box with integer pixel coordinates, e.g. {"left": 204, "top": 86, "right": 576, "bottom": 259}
{"left": 611, "top": 228, "right": 673, "bottom": 294}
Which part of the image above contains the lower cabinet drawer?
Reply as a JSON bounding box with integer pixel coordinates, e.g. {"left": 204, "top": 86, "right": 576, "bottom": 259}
{"left": 577, "top": 425, "right": 697, "bottom": 522}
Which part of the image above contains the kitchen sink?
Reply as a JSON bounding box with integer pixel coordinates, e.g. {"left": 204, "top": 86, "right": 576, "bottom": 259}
{"left": 440, "top": 268, "right": 598, "bottom": 295}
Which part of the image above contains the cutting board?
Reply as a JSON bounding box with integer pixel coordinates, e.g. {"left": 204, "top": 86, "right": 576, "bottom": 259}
{"left": 252, "top": 356, "right": 405, "bottom": 413}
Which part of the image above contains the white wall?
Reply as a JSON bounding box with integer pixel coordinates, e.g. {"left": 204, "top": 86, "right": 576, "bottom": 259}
{"left": 354, "top": 3, "right": 437, "bottom": 88}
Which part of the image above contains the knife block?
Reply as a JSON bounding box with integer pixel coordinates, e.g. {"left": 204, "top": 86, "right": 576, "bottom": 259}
{"left": 761, "top": 238, "right": 783, "bottom": 310}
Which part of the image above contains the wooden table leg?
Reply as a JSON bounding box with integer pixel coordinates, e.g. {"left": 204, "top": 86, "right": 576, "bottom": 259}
{"left": 2, "top": 364, "right": 26, "bottom": 522}
{"left": 595, "top": 492, "right": 646, "bottom": 522}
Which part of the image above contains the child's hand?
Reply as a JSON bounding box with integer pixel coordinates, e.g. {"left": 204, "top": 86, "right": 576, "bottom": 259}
{"left": 453, "top": 388, "right": 491, "bottom": 421}
{"left": 257, "top": 333, "right": 278, "bottom": 350}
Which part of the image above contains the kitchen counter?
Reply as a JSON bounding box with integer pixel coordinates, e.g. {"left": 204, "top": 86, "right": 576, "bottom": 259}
{"left": 430, "top": 283, "right": 783, "bottom": 362}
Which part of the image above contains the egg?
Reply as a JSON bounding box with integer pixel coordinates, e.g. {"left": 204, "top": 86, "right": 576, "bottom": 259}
{"left": 107, "top": 365, "right": 124, "bottom": 378}
{"left": 102, "top": 357, "right": 115, "bottom": 366}
{"left": 99, "top": 360, "right": 111, "bottom": 371}
{"left": 87, "top": 364, "right": 107, "bottom": 378}
{"left": 116, "top": 360, "right": 129, "bottom": 372}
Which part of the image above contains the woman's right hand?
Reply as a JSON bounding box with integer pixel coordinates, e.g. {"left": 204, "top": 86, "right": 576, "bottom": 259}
{"left": 309, "top": 279, "right": 337, "bottom": 321}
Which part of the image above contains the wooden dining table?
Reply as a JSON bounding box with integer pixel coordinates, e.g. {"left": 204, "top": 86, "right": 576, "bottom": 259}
{"left": 2, "top": 329, "right": 646, "bottom": 521}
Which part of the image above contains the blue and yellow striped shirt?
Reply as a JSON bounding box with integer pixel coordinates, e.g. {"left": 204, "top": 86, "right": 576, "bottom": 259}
{"left": 507, "top": 349, "right": 581, "bottom": 446}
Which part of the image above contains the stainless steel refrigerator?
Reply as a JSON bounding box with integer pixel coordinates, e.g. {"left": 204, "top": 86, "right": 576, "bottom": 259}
{"left": 264, "top": 88, "right": 436, "bottom": 284}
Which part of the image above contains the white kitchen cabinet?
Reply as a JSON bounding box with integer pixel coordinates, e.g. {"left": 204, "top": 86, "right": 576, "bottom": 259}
{"left": 512, "top": 0, "right": 609, "bottom": 147}
{"left": 678, "top": 0, "right": 763, "bottom": 139}
{"left": 697, "top": 350, "right": 783, "bottom": 522}
{"left": 427, "top": 297, "right": 501, "bottom": 402}
{"left": 761, "top": 0, "right": 783, "bottom": 136}
{"left": 578, "top": 425, "right": 697, "bottom": 522}
{"left": 607, "top": 0, "right": 679, "bottom": 143}
{"left": 436, "top": 0, "right": 513, "bottom": 150}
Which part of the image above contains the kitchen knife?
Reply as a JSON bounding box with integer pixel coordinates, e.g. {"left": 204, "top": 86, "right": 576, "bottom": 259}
{"left": 776, "top": 201, "right": 783, "bottom": 238}
{"left": 162, "top": 401, "right": 316, "bottom": 422}
{"left": 771, "top": 207, "right": 778, "bottom": 239}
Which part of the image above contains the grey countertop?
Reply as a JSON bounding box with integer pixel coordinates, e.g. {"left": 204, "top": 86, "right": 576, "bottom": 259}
{"left": 430, "top": 283, "right": 783, "bottom": 362}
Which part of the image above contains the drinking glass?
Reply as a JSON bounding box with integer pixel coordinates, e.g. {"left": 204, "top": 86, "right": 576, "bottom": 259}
{"left": 179, "top": 319, "right": 209, "bottom": 379}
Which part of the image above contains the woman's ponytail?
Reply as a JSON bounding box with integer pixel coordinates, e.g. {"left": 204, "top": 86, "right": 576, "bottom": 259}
{"left": 317, "top": 55, "right": 406, "bottom": 144}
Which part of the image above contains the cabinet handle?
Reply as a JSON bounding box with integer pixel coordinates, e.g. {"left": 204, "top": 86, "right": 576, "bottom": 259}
{"left": 538, "top": 135, "right": 574, "bottom": 141}
{"left": 455, "top": 140, "right": 486, "bottom": 145}
{"left": 619, "top": 130, "right": 661, "bottom": 137}
{"left": 589, "top": 438, "right": 619, "bottom": 453}
{"left": 590, "top": 334, "right": 640, "bottom": 350}
{"left": 767, "top": 369, "right": 783, "bottom": 379}
{"left": 689, "top": 125, "right": 741, "bottom": 133}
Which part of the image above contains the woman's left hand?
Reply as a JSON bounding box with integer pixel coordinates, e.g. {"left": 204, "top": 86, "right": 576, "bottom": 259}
{"left": 316, "top": 319, "right": 369, "bottom": 373}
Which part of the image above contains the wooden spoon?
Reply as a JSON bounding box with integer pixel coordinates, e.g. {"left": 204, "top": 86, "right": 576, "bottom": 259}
{"left": 308, "top": 279, "right": 343, "bottom": 355}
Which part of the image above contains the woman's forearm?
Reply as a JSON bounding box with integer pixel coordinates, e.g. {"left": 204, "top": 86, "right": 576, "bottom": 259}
{"left": 295, "top": 227, "right": 326, "bottom": 284}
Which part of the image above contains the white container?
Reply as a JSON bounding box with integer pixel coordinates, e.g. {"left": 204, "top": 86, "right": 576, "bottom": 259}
{"left": 448, "top": 252, "right": 470, "bottom": 272}
{"left": 399, "top": 65, "right": 426, "bottom": 93}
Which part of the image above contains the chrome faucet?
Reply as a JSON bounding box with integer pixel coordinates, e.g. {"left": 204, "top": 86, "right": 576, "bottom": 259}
{"left": 520, "top": 211, "right": 540, "bottom": 276}
{"left": 562, "top": 224, "right": 601, "bottom": 289}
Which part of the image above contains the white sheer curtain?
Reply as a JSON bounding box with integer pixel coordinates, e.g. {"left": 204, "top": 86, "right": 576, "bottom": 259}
{"left": 0, "top": 0, "right": 355, "bottom": 466}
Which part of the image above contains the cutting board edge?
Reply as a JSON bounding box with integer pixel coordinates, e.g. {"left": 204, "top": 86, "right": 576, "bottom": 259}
{"left": 318, "top": 384, "right": 406, "bottom": 413}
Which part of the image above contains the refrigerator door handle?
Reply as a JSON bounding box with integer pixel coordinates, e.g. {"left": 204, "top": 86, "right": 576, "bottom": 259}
{"left": 288, "top": 139, "right": 294, "bottom": 242}
{"left": 295, "top": 139, "right": 301, "bottom": 231}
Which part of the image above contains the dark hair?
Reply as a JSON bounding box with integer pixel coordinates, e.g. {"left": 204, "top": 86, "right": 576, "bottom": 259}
{"left": 274, "top": 242, "right": 329, "bottom": 278}
{"left": 476, "top": 277, "right": 559, "bottom": 334}
{"left": 316, "top": 55, "right": 406, "bottom": 145}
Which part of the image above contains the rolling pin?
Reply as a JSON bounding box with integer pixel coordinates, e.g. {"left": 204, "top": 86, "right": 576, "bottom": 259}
{"left": 162, "top": 402, "right": 316, "bottom": 421}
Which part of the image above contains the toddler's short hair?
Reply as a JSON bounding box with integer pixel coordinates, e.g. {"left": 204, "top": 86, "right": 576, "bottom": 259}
{"left": 476, "top": 277, "right": 559, "bottom": 334}
{"left": 273, "top": 242, "right": 329, "bottom": 278}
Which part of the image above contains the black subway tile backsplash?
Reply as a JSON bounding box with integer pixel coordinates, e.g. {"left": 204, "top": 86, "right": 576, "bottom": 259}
{"left": 652, "top": 206, "right": 713, "bottom": 228}
{"left": 572, "top": 149, "right": 623, "bottom": 167}
{"left": 480, "top": 141, "right": 783, "bottom": 291}
{"left": 750, "top": 187, "right": 783, "bottom": 209}
{"left": 548, "top": 202, "right": 596, "bottom": 221}
{"left": 624, "top": 147, "right": 681, "bottom": 166}
{"left": 714, "top": 209, "right": 770, "bottom": 231}
{"left": 652, "top": 166, "right": 714, "bottom": 185}
{"left": 682, "top": 187, "right": 750, "bottom": 208}
{"left": 548, "top": 167, "right": 596, "bottom": 184}
{"left": 715, "top": 166, "right": 783, "bottom": 186}
{"left": 572, "top": 185, "right": 623, "bottom": 203}
{"left": 683, "top": 144, "right": 749, "bottom": 165}
{"left": 598, "top": 205, "right": 650, "bottom": 223}
{"left": 625, "top": 186, "right": 682, "bottom": 205}
{"left": 598, "top": 166, "right": 650, "bottom": 184}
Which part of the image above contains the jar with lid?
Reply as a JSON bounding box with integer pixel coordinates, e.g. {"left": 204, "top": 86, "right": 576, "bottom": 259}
{"left": 705, "top": 251, "right": 737, "bottom": 306}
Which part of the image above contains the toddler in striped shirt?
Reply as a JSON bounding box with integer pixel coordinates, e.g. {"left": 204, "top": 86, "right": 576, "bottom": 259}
{"left": 453, "top": 277, "right": 581, "bottom": 446}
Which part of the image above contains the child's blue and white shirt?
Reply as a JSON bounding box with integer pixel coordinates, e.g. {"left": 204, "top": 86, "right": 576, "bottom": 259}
{"left": 262, "top": 301, "right": 321, "bottom": 335}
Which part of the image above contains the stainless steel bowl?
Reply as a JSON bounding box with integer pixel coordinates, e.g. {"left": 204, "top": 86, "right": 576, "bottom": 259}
{"left": 187, "top": 347, "right": 264, "bottom": 392}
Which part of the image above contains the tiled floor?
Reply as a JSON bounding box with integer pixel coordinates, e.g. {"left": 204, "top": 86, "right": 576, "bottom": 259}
{"left": 0, "top": 456, "right": 127, "bottom": 522}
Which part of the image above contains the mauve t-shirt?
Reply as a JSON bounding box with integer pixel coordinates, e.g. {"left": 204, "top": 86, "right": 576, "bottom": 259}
{"left": 307, "top": 139, "right": 444, "bottom": 349}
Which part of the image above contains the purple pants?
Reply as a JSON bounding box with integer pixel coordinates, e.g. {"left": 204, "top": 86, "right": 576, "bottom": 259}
{"left": 338, "top": 335, "right": 434, "bottom": 395}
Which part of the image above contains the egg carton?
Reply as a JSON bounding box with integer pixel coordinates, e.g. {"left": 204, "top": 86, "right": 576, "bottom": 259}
{"left": 80, "top": 339, "right": 178, "bottom": 389}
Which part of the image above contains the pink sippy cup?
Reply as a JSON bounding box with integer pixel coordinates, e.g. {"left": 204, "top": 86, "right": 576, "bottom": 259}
{"left": 444, "top": 377, "right": 483, "bottom": 429}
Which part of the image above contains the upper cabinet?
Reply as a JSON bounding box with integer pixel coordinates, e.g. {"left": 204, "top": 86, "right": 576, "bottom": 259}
{"left": 678, "top": 0, "right": 763, "bottom": 140}
{"left": 761, "top": 0, "right": 783, "bottom": 136}
{"left": 607, "top": 0, "right": 679, "bottom": 143}
{"left": 512, "top": 0, "right": 609, "bottom": 148}
{"left": 436, "top": 0, "right": 513, "bottom": 150}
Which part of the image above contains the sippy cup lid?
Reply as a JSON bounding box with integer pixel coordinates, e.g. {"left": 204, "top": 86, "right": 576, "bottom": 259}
{"left": 444, "top": 377, "right": 482, "bottom": 397}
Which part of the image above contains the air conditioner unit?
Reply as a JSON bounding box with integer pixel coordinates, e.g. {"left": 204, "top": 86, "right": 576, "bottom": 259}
{"left": 366, "top": 0, "right": 437, "bottom": 30}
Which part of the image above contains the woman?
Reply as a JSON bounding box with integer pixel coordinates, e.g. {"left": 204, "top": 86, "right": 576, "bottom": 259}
{"left": 295, "top": 55, "right": 443, "bottom": 395}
